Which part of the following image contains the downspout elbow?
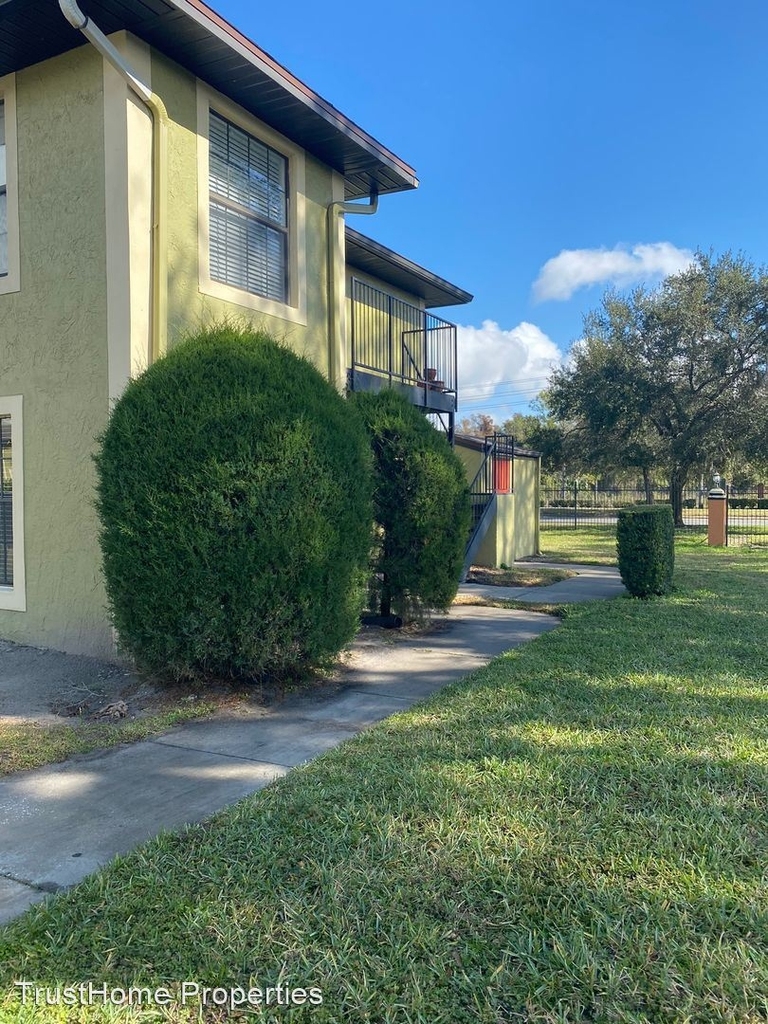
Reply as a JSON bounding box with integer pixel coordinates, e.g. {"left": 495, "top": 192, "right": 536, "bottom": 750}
{"left": 329, "top": 189, "right": 379, "bottom": 219}
{"left": 58, "top": 0, "right": 87, "bottom": 30}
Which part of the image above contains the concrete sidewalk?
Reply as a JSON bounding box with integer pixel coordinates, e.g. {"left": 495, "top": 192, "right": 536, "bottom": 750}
{"left": 458, "top": 562, "right": 625, "bottom": 604}
{"left": 0, "top": 564, "right": 622, "bottom": 925}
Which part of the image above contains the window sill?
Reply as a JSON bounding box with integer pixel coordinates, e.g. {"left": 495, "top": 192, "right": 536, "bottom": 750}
{"left": 0, "top": 585, "right": 25, "bottom": 612}
{"left": 0, "top": 274, "right": 20, "bottom": 296}
{"left": 198, "top": 276, "right": 308, "bottom": 327}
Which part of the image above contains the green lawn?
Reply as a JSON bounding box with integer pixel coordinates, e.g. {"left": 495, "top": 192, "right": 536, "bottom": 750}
{"left": 2, "top": 537, "right": 767, "bottom": 1022}
{"left": 539, "top": 525, "right": 619, "bottom": 564}
{"left": 0, "top": 703, "right": 218, "bottom": 777}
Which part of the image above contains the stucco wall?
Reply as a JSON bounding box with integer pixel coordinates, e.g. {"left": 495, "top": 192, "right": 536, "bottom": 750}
{"left": 151, "top": 51, "right": 338, "bottom": 375}
{"left": 0, "top": 39, "right": 354, "bottom": 659}
{"left": 513, "top": 455, "right": 540, "bottom": 560}
{"left": 455, "top": 442, "right": 483, "bottom": 482}
{"left": 346, "top": 267, "right": 426, "bottom": 310}
{"left": 456, "top": 439, "right": 541, "bottom": 566}
{"left": 0, "top": 47, "right": 111, "bottom": 655}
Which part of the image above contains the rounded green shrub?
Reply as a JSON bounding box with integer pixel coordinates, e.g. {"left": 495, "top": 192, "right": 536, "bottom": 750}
{"left": 94, "top": 324, "right": 373, "bottom": 682}
{"left": 616, "top": 505, "right": 675, "bottom": 597}
{"left": 349, "top": 389, "right": 471, "bottom": 621}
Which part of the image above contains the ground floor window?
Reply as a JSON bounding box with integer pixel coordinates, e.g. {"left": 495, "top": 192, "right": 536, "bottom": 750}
{"left": 0, "top": 414, "right": 12, "bottom": 585}
{"left": 0, "top": 396, "right": 24, "bottom": 610}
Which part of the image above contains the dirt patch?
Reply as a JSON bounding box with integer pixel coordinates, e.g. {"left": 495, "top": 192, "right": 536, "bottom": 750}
{"left": 465, "top": 565, "right": 575, "bottom": 587}
{"left": 0, "top": 640, "right": 138, "bottom": 725}
{"left": 0, "top": 618, "right": 452, "bottom": 728}
{"left": 0, "top": 640, "right": 253, "bottom": 728}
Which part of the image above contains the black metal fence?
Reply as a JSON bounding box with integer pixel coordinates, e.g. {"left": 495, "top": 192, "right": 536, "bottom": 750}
{"left": 726, "top": 488, "right": 768, "bottom": 546}
{"left": 540, "top": 484, "right": 707, "bottom": 530}
{"left": 540, "top": 482, "right": 768, "bottom": 545}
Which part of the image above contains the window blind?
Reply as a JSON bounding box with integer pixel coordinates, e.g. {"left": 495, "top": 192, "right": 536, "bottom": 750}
{"left": 209, "top": 111, "right": 288, "bottom": 302}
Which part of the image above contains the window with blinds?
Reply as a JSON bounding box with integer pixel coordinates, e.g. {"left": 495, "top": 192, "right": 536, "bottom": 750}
{"left": 1, "top": 99, "right": 7, "bottom": 278}
{"left": 0, "top": 414, "right": 12, "bottom": 587}
{"left": 209, "top": 110, "right": 288, "bottom": 303}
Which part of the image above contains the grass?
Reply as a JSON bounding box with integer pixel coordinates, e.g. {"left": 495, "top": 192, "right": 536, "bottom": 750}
{"left": 0, "top": 702, "right": 217, "bottom": 777}
{"left": 1, "top": 569, "right": 568, "bottom": 780}
{"left": 2, "top": 535, "right": 767, "bottom": 1022}
{"left": 538, "top": 524, "right": 619, "bottom": 564}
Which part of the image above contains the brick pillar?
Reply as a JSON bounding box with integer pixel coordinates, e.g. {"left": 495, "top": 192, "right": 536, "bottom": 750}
{"left": 707, "top": 488, "right": 727, "bottom": 546}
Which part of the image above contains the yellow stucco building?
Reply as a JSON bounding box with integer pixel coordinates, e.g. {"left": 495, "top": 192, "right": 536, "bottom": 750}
{"left": 456, "top": 434, "right": 542, "bottom": 571}
{"left": 0, "top": 0, "right": 480, "bottom": 657}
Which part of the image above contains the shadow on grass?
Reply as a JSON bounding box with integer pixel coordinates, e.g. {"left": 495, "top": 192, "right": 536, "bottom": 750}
{"left": 1, "top": 548, "right": 767, "bottom": 1021}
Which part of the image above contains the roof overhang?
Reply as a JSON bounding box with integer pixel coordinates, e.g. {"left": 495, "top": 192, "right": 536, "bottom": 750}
{"left": 345, "top": 227, "right": 473, "bottom": 309}
{"left": 454, "top": 434, "right": 541, "bottom": 458}
{"left": 0, "top": 0, "right": 418, "bottom": 199}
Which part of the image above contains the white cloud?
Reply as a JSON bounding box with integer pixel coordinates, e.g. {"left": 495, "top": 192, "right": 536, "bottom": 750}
{"left": 457, "top": 320, "right": 561, "bottom": 410}
{"left": 532, "top": 242, "right": 694, "bottom": 302}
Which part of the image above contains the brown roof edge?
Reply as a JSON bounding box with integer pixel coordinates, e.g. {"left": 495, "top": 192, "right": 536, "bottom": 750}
{"left": 176, "top": 0, "right": 419, "bottom": 187}
{"left": 454, "top": 433, "right": 541, "bottom": 458}
{"left": 346, "top": 227, "right": 473, "bottom": 307}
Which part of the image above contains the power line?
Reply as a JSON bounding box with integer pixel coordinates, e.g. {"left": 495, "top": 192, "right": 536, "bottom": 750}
{"left": 458, "top": 400, "right": 545, "bottom": 415}
{"left": 459, "top": 374, "right": 555, "bottom": 394}
{"left": 460, "top": 391, "right": 545, "bottom": 403}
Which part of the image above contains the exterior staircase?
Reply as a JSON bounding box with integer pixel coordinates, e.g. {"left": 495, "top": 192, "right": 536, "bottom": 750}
{"left": 461, "top": 434, "right": 515, "bottom": 580}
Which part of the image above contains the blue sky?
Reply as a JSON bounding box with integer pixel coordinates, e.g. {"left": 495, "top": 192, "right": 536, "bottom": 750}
{"left": 213, "top": 0, "right": 768, "bottom": 421}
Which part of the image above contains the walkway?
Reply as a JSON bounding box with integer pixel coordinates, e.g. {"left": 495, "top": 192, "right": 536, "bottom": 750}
{"left": 0, "top": 564, "right": 623, "bottom": 925}
{"left": 458, "top": 562, "right": 625, "bottom": 604}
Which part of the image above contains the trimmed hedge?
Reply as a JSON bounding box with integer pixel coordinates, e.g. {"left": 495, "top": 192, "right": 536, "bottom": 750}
{"left": 616, "top": 505, "right": 675, "bottom": 598}
{"left": 349, "top": 389, "right": 470, "bottom": 621}
{"left": 94, "top": 324, "right": 373, "bottom": 683}
{"left": 728, "top": 498, "right": 768, "bottom": 510}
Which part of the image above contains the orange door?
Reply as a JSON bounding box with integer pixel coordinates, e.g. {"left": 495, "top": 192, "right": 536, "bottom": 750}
{"left": 494, "top": 458, "right": 511, "bottom": 493}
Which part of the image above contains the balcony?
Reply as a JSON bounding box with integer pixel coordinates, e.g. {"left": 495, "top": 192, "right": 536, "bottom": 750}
{"left": 348, "top": 278, "right": 458, "bottom": 422}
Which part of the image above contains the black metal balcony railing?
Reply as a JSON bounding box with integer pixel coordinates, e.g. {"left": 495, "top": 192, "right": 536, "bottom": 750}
{"left": 350, "top": 278, "right": 458, "bottom": 407}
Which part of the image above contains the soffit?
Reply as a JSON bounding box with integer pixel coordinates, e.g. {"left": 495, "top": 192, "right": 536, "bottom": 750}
{"left": 345, "top": 228, "right": 472, "bottom": 309}
{"left": 0, "top": 0, "right": 417, "bottom": 198}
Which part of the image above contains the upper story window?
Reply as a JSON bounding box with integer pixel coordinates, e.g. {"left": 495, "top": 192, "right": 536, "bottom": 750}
{"left": 1, "top": 99, "right": 8, "bottom": 277}
{"left": 208, "top": 110, "right": 288, "bottom": 303}
{"left": 0, "top": 74, "right": 20, "bottom": 295}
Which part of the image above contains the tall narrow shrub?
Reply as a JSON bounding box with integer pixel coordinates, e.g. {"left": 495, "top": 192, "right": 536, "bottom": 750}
{"left": 617, "top": 505, "right": 675, "bottom": 597}
{"left": 94, "top": 324, "right": 373, "bottom": 682}
{"left": 350, "top": 389, "right": 470, "bottom": 620}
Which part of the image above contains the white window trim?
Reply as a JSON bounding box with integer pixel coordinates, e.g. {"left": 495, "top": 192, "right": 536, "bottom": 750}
{"left": 0, "top": 73, "right": 21, "bottom": 296}
{"left": 196, "top": 82, "right": 307, "bottom": 325}
{"left": 0, "top": 395, "right": 25, "bottom": 612}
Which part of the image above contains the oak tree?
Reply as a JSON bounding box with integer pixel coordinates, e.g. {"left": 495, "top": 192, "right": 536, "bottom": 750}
{"left": 547, "top": 252, "right": 768, "bottom": 524}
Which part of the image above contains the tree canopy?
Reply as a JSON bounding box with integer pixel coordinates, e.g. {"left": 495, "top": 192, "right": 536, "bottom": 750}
{"left": 545, "top": 252, "right": 768, "bottom": 522}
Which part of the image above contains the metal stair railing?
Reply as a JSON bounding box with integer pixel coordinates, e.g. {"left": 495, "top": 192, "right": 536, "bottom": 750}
{"left": 465, "top": 433, "right": 515, "bottom": 551}
{"left": 466, "top": 437, "right": 496, "bottom": 549}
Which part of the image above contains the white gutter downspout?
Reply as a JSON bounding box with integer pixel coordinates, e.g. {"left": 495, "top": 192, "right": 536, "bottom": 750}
{"left": 59, "top": 0, "right": 168, "bottom": 363}
{"left": 326, "top": 188, "right": 378, "bottom": 388}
